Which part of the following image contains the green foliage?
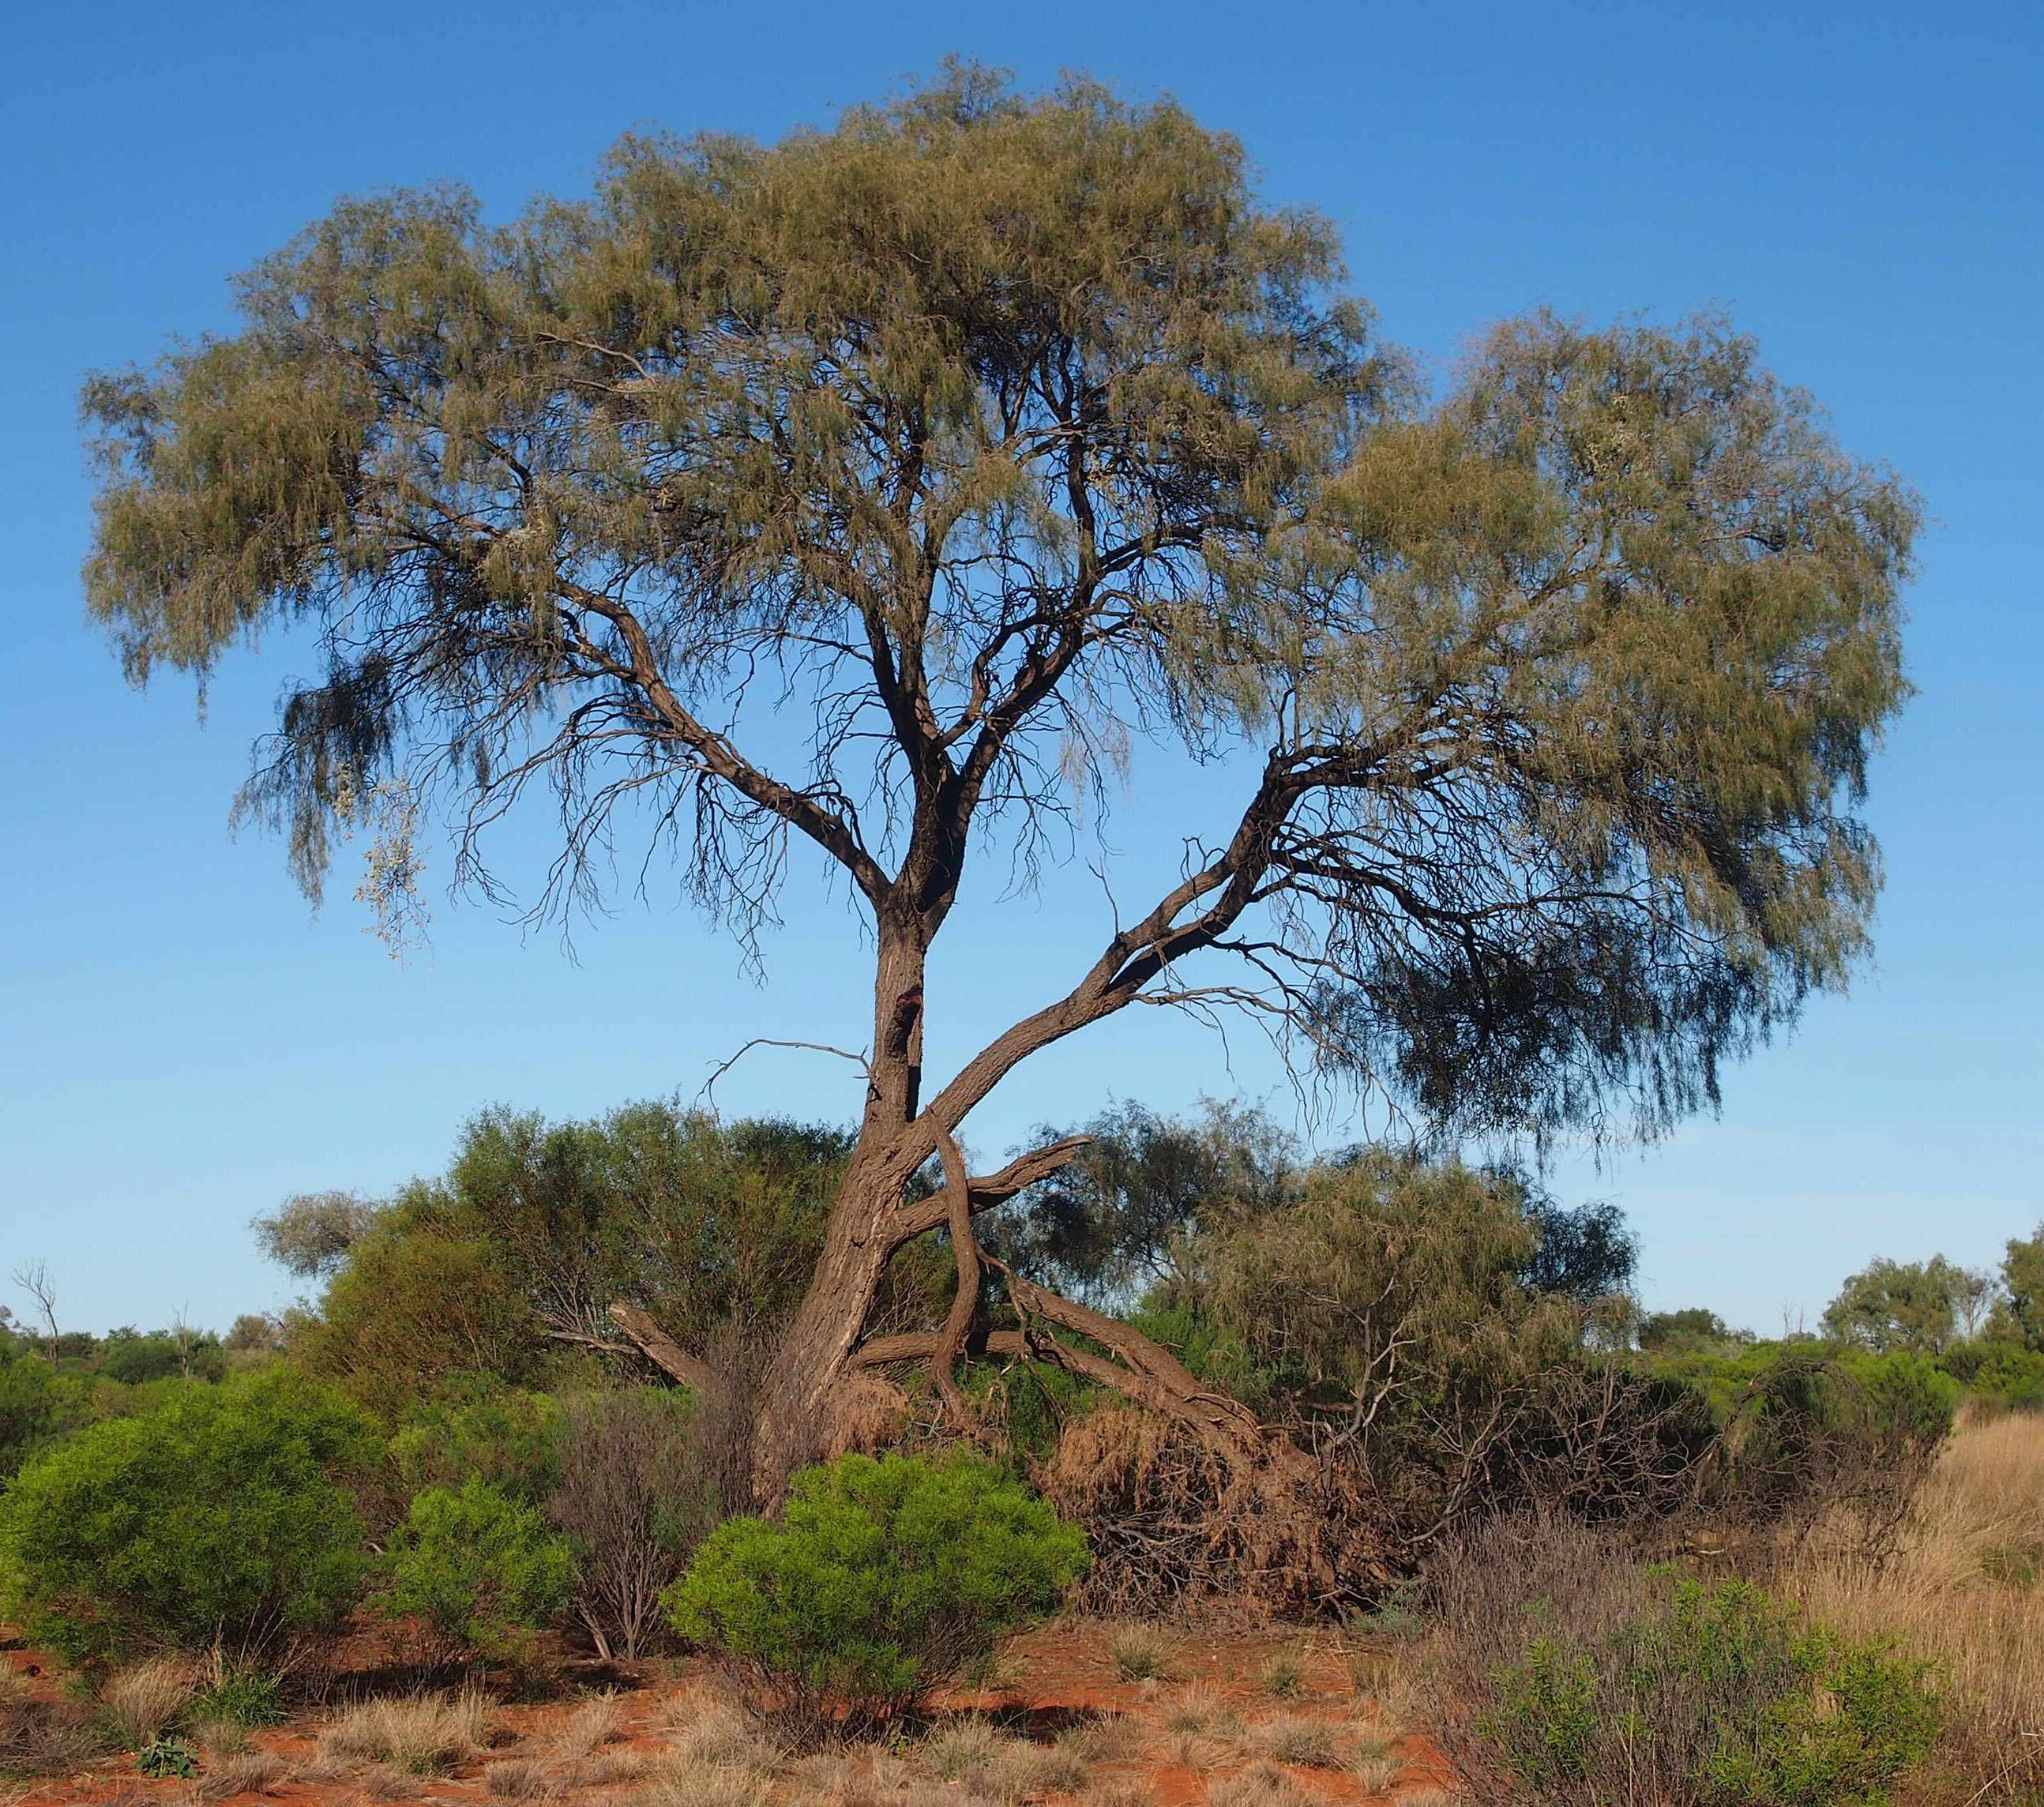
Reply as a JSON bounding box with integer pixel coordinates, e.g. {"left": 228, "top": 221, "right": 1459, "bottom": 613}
{"left": 0, "top": 1347, "right": 94, "bottom": 1479}
{"left": 1640, "top": 1308, "right": 1752, "bottom": 1356}
{"left": 1991, "top": 1223, "right": 2044, "bottom": 1351}
{"left": 0, "top": 1369, "right": 374, "bottom": 1663}
{"left": 1481, "top": 1572, "right": 1938, "bottom": 1806}
{"left": 665, "top": 1452, "right": 1085, "bottom": 1726}
{"left": 135, "top": 1735, "right": 197, "bottom": 1779}
{"left": 1822, "top": 1257, "right": 1971, "bottom": 1354}
{"left": 97, "top": 1326, "right": 227, "bottom": 1386}
{"left": 288, "top": 1101, "right": 929, "bottom": 1415}
{"left": 193, "top": 1670, "right": 284, "bottom": 1727}
{"left": 252, "top": 1190, "right": 381, "bottom": 1279}
{"left": 382, "top": 1477, "right": 573, "bottom": 1662}
{"left": 1941, "top": 1339, "right": 2044, "bottom": 1413}
{"left": 287, "top": 1201, "right": 542, "bottom": 1422}
{"left": 388, "top": 1388, "right": 562, "bottom": 1505}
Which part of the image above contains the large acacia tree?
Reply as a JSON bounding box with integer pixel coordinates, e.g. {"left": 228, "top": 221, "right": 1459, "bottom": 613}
{"left": 85, "top": 68, "right": 1914, "bottom": 1557}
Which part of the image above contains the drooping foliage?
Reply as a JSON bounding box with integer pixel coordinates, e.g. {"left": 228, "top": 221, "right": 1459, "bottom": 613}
{"left": 83, "top": 64, "right": 1914, "bottom": 1152}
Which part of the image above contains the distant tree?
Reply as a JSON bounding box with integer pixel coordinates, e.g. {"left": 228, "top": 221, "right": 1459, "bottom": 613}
{"left": 84, "top": 66, "right": 1916, "bottom": 1512}
{"left": 99, "top": 1325, "right": 227, "bottom": 1386}
{"left": 225, "top": 1312, "right": 283, "bottom": 1354}
{"left": 1637, "top": 1306, "right": 1744, "bottom": 1354}
{"left": 287, "top": 1100, "right": 937, "bottom": 1418}
{"left": 1952, "top": 1266, "right": 2000, "bottom": 1340}
{"left": 254, "top": 1191, "right": 381, "bottom": 1280}
{"left": 1991, "top": 1224, "right": 2044, "bottom": 1351}
{"left": 10, "top": 1263, "right": 59, "bottom": 1364}
{"left": 1822, "top": 1255, "right": 1967, "bottom": 1354}
{"left": 993, "top": 1099, "right": 1299, "bottom": 1308}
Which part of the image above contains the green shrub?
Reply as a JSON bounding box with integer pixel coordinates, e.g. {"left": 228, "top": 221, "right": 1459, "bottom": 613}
{"left": 0, "top": 1369, "right": 374, "bottom": 1663}
{"left": 194, "top": 1669, "right": 284, "bottom": 1727}
{"left": 665, "top": 1451, "right": 1086, "bottom": 1730}
{"left": 383, "top": 1477, "right": 572, "bottom": 1663}
{"left": 135, "top": 1735, "right": 197, "bottom": 1779}
{"left": 388, "top": 1388, "right": 562, "bottom": 1505}
{"left": 1471, "top": 1562, "right": 1939, "bottom": 1805}
{"left": 0, "top": 1351, "right": 93, "bottom": 1479}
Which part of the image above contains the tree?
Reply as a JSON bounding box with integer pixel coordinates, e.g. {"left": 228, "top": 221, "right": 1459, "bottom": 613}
{"left": 1821, "top": 1255, "right": 1967, "bottom": 1354}
{"left": 1991, "top": 1223, "right": 2044, "bottom": 1350}
{"left": 1637, "top": 1306, "right": 1745, "bottom": 1354}
{"left": 84, "top": 66, "right": 1915, "bottom": 1532}
{"left": 1952, "top": 1265, "right": 1999, "bottom": 1340}
{"left": 10, "top": 1262, "right": 59, "bottom": 1365}
{"left": 254, "top": 1190, "right": 381, "bottom": 1280}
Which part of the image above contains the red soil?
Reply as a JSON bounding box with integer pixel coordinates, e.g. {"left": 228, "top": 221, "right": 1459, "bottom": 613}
{"left": 4, "top": 1620, "right": 1456, "bottom": 1806}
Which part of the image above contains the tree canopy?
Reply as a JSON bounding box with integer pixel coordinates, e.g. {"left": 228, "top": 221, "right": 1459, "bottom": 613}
{"left": 86, "top": 64, "right": 1912, "bottom": 1149}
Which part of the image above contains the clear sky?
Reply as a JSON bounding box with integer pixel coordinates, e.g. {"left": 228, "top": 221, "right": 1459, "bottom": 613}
{"left": 2, "top": 0, "right": 2038, "bottom": 1339}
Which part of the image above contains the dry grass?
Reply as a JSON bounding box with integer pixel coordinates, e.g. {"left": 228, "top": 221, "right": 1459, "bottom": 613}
{"left": 1109, "top": 1624, "right": 1182, "bottom": 1684}
{"left": 484, "top": 1757, "right": 554, "bottom": 1800}
{"left": 1081, "top": 1784, "right": 1152, "bottom": 1807}
{"left": 0, "top": 1666, "right": 98, "bottom": 1779}
{"left": 633, "top": 1764, "right": 774, "bottom": 1807}
{"left": 100, "top": 1658, "right": 194, "bottom": 1750}
{"left": 1161, "top": 1683, "right": 1243, "bottom": 1741}
{"left": 194, "top": 1749, "right": 290, "bottom": 1801}
{"left": 1057, "top": 1713, "right": 1140, "bottom": 1764}
{"left": 355, "top": 1760, "right": 422, "bottom": 1800}
{"left": 917, "top": 1719, "right": 1092, "bottom": 1804}
{"left": 1351, "top": 1749, "right": 1403, "bottom": 1795}
{"left": 1206, "top": 1760, "right": 1317, "bottom": 1807}
{"left": 1257, "top": 1655, "right": 1306, "bottom": 1700}
{"left": 660, "top": 1695, "right": 780, "bottom": 1773}
{"left": 319, "top": 1687, "right": 489, "bottom": 1776}
{"left": 1252, "top": 1716, "right": 1339, "bottom": 1768}
{"left": 558, "top": 1689, "right": 626, "bottom": 1759}
{"left": 1770, "top": 1410, "right": 2044, "bottom": 1802}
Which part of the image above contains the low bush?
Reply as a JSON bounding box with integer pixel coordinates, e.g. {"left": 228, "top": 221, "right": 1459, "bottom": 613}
{"left": 665, "top": 1451, "right": 1086, "bottom": 1732}
{"left": 193, "top": 1666, "right": 284, "bottom": 1727}
{"left": 1431, "top": 1517, "right": 1940, "bottom": 1806}
{"left": 382, "top": 1476, "right": 573, "bottom": 1665}
{"left": 0, "top": 1369, "right": 374, "bottom": 1663}
{"left": 388, "top": 1387, "right": 562, "bottom": 1507}
{"left": 549, "top": 1386, "right": 714, "bottom": 1659}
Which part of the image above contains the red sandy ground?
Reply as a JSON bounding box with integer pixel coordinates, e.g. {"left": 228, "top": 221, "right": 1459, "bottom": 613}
{"left": 5, "top": 1621, "right": 1456, "bottom": 1807}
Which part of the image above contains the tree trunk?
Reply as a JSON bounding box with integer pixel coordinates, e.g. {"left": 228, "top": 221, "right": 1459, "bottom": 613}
{"left": 746, "top": 1167, "right": 901, "bottom": 1501}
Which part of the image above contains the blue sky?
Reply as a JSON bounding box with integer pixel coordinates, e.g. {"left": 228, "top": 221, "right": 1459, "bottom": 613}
{"left": 2, "top": 0, "right": 2038, "bottom": 1338}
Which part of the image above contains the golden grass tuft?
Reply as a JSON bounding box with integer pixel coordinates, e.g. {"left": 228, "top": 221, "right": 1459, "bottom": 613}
{"left": 1109, "top": 1625, "right": 1182, "bottom": 1685}
{"left": 1206, "top": 1760, "right": 1317, "bottom": 1807}
{"left": 194, "top": 1748, "right": 291, "bottom": 1801}
{"left": 1254, "top": 1715, "right": 1340, "bottom": 1768}
{"left": 1257, "top": 1654, "right": 1306, "bottom": 1700}
{"left": 659, "top": 1694, "right": 780, "bottom": 1774}
{"left": 319, "top": 1687, "right": 488, "bottom": 1776}
{"left": 100, "top": 1658, "right": 194, "bottom": 1750}
{"left": 558, "top": 1689, "right": 626, "bottom": 1759}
